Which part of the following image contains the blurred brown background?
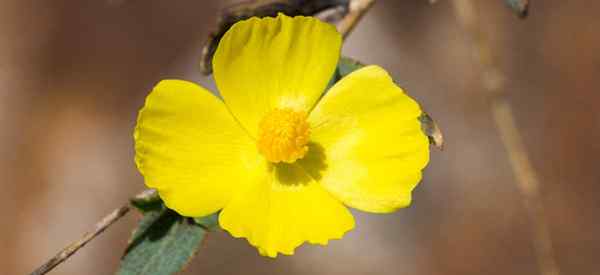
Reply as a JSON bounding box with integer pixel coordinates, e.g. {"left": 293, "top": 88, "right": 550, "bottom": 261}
{"left": 2, "top": 0, "right": 599, "bottom": 274}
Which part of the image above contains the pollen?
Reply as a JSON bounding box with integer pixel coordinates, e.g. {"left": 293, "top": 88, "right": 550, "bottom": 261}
{"left": 257, "top": 108, "right": 310, "bottom": 163}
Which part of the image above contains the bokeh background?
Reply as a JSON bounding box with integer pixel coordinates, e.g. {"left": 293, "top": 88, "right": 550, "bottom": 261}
{"left": 2, "top": 0, "right": 599, "bottom": 274}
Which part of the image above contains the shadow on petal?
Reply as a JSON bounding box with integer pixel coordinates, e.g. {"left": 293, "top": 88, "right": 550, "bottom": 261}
{"left": 297, "top": 142, "right": 328, "bottom": 181}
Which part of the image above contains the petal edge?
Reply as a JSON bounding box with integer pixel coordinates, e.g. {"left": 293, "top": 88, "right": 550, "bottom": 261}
{"left": 306, "top": 66, "right": 430, "bottom": 213}
{"left": 134, "top": 79, "right": 260, "bottom": 217}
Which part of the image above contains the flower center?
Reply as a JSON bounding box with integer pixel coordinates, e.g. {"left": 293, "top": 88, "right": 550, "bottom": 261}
{"left": 257, "top": 108, "right": 310, "bottom": 163}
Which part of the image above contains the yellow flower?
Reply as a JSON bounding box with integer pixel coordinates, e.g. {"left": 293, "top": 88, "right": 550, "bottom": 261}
{"left": 134, "top": 14, "right": 430, "bottom": 257}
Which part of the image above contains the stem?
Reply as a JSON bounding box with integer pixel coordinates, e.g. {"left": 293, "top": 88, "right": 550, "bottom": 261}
{"left": 337, "top": 0, "right": 376, "bottom": 38}
{"left": 30, "top": 205, "right": 131, "bottom": 275}
{"left": 452, "top": 1, "right": 560, "bottom": 275}
{"left": 491, "top": 101, "right": 560, "bottom": 275}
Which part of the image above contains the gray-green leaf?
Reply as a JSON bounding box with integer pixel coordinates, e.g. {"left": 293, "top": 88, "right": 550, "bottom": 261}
{"left": 116, "top": 207, "right": 209, "bottom": 275}
{"left": 194, "top": 213, "right": 220, "bottom": 230}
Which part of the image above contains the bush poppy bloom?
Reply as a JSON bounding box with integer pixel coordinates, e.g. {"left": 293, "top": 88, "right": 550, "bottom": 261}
{"left": 134, "top": 13, "right": 429, "bottom": 257}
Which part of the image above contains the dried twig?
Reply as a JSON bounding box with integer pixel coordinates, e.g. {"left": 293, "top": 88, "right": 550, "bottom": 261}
{"left": 492, "top": 101, "right": 559, "bottom": 275}
{"left": 452, "top": 1, "right": 560, "bottom": 275}
{"left": 30, "top": 206, "right": 131, "bottom": 275}
{"left": 30, "top": 189, "right": 159, "bottom": 275}
{"left": 336, "top": 0, "right": 375, "bottom": 38}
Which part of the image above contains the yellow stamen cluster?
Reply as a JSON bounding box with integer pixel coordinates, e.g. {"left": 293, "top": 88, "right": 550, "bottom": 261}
{"left": 257, "top": 108, "right": 310, "bottom": 163}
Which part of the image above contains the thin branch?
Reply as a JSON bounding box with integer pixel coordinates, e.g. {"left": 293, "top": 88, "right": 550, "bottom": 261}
{"left": 452, "top": 1, "right": 560, "bottom": 275}
{"left": 30, "top": 189, "right": 159, "bottom": 275}
{"left": 30, "top": 205, "right": 131, "bottom": 275}
{"left": 336, "top": 0, "right": 376, "bottom": 38}
{"left": 491, "top": 101, "right": 560, "bottom": 275}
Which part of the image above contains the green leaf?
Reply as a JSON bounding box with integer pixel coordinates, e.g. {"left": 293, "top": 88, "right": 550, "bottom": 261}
{"left": 332, "top": 56, "right": 444, "bottom": 149}
{"left": 194, "top": 213, "right": 219, "bottom": 230}
{"left": 117, "top": 206, "right": 209, "bottom": 275}
{"left": 326, "top": 56, "right": 365, "bottom": 89}
{"left": 337, "top": 56, "right": 365, "bottom": 77}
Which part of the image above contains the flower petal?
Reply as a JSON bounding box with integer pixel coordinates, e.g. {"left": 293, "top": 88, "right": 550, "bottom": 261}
{"left": 304, "top": 66, "right": 430, "bottom": 213}
{"left": 213, "top": 13, "right": 341, "bottom": 137}
{"left": 134, "top": 80, "right": 262, "bottom": 217}
{"left": 219, "top": 163, "right": 355, "bottom": 257}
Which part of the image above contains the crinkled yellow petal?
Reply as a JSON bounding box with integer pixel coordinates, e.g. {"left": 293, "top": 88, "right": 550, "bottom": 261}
{"left": 134, "top": 80, "right": 262, "bottom": 217}
{"left": 304, "top": 66, "right": 430, "bottom": 213}
{"left": 213, "top": 13, "right": 341, "bottom": 137}
{"left": 219, "top": 163, "right": 355, "bottom": 257}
